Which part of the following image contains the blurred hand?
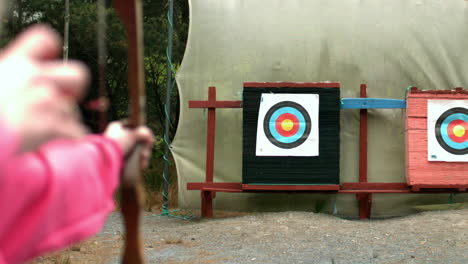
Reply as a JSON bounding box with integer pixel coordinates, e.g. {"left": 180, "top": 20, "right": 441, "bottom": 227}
{"left": 0, "top": 25, "right": 90, "bottom": 151}
{"left": 104, "top": 121, "right": 155, "bottom": 170}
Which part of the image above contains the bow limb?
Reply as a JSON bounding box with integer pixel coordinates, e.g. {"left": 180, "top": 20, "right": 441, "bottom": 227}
{"left": 113, "top": 0, "right": 146, "bottom": 263}
{"left": 97, "top": 0, "right": 108, "bottom": 132}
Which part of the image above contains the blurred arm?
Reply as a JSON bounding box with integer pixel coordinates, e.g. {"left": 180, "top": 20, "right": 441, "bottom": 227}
{"left": 0, "top": 133, "right": 123, "bottom": 264}
{"left": 0, "top": 119, "right": 20, "bottom": 166}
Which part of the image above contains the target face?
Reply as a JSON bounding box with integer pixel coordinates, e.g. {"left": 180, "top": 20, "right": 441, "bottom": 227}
{"left": 263, "top": 101, "right": 312, "bottom": 149}
{"left": 435, "top": 107, "right": 468, "bottom": 155}
{"left": 256, "top": 94, "right": 319, "bottom": 156}
{"left": 428, "top": 100, "right": 468, "bottom": 162}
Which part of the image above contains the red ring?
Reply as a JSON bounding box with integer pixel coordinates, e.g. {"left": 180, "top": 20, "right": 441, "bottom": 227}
{"left": 447, "top": 119, "right": 468, "bottom": 143}
{"left": 275, "top": 113, "right": 300, "bottom": 137}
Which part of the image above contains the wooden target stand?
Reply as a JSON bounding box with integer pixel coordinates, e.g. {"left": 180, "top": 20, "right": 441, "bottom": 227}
{"left": 187, "top": 83, "right": 468, "bottom": 219}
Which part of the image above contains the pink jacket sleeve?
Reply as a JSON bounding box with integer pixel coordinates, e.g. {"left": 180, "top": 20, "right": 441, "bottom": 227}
{"left": 0, "top": 123, "right": 123, "bottom": 264}
{"left": 0, "top": 120, "right": 20, "bottom": 171}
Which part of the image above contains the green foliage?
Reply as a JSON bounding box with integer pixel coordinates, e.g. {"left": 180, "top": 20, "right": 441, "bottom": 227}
{"left": 143, "top": 136, "right": 166, "bottom": 192}
{"left": 1, "top": 0, "right": 188, "bottom": 134}
{"left": 1, "top": 0, "right": 189, "bottom": 192}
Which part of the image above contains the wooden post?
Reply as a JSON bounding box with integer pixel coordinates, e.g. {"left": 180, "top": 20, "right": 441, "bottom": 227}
{"left": 201, "top": 191, "right": 214, "bottom": 218}
{"left": 359, "top": 84, "right": 368, "bottom": 183}
{"left": 206, "top": 87, "right": 216, "bottom": 183}
{"left": 188, "top": 86, "right": 242, "bottom": 218}
{"left": 202, "top": 87, "right": 217, "bottom": 217}
{"left": 358, "top": 84, "right": 372, "bottom": 219}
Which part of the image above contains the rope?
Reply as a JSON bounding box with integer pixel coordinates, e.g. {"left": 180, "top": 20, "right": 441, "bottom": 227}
{"left": 160, "top": 4, "right": 173, "bottom": 216}
{"left": 332, "top": 196, "right": 338, "bottom": 215}
{"left": 404, "top": 85, "right": 412, "bottom": 101}
{"left": 157, "top": 0, "right": 194, "bottom": 221}
{"left": 448, "top": 193, "right": 455, "bottom": 204}
{"left": 166, "top": 47, "right": 177, "bottom": 75}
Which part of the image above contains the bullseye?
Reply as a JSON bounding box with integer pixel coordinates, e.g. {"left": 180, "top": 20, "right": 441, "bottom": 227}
{"left": 453, "top": 126, "right": 465, "bottom": 137}
{"left": 281, "top": 119, "right": 294, "bottom": 131}
{"left": 447, "top": 119, "right": 468, "bottom": 143}
{"left": 275, "top": 113, "right": 299, "bottom": 137}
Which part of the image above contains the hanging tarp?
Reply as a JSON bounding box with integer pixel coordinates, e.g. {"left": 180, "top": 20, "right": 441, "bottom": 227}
{"left": 172, "top": 0, "right": 468, "bottom": 217}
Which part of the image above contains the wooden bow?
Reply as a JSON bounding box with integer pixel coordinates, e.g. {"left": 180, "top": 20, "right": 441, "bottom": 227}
{"left": 112, "top": 0, "right": 146, "bottom": 263}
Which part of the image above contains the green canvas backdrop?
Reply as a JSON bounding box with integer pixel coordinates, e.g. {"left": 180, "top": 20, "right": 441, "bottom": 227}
{"left": 172, "top": 0, "right": 468, "bottom": 217}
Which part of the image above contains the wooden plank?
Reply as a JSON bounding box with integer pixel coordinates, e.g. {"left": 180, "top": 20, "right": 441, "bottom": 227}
{"left": 359, "top": 84, "right": 368, "bottom": 183}
{"left": 358, "top": 84, "right": 371, "bottom": 220}
{"left": 340, "top": 98, "right": 406, "bottom": 109}
{"left": 406, "top": 98, "right": 428, "bottom": 118}
{"left": 187, "top": 182, "right": 243, "bottom": 190}
{"left": 409, "top": 94, "right": 468, "bottom": 99}
{"left": 201, "top": 191, "right": 214, "bottom": 218}
{"left": 201, "top": 188, "right": 242, "bottom": 193}
{"left": 341, "top": 182, "right": 409, "bottom": 190}
{"left": 242, "top": 184, "right": 340, "bottom": 191}
{"left": 357, "top": 193, "right": 372, "bottom": 219}
{"left": 407, "top": 89, "right": 468, "bottom": 119}
{"left": 339, "top": 190, "right": 412, "bottom": 193}
{"left": 408, "top": 87, "right": 468, "bottom": 96}
{"left": 411, "top": 184, "right": 468, "bottom": 191}
{"left": 406, "top": 117, "right": 426, "bottom": 130}
{"left": 405, "top": 129, "right": 427, "bottom": 152}
{"left": 407, "top": 163, "right": 468, "bottom": 179}
{"left": 189, "top": 100, "right": 242, "bottom": 108}
{"left": 205, "top": 87, "right": 216, "bottom": 183}
{"left": 244, "top": 82, "right": 340, "bottom": 88}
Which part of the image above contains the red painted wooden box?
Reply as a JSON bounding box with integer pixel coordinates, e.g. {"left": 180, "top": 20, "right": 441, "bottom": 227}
{"left": 406, "top": 87, "right": 468, "bottom": 191}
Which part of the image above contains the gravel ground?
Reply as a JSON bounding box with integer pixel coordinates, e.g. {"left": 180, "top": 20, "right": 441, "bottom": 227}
{"left": 35, "top": 209, "right": 468, "bottom": 264}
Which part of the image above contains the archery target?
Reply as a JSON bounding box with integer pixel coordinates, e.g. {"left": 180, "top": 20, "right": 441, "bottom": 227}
{"left": 256, "top": 94, "right": 318, "bottom": 156}
{"left": 428, "top": 100, "right": 468, "bottom": 162}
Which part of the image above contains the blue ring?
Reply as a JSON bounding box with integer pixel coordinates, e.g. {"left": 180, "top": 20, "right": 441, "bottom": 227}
{"left": 268, "top": 107, "right": 306, "bottom": 143}
{"left": 263, "top": 101, "right": 312, "bottom": 149}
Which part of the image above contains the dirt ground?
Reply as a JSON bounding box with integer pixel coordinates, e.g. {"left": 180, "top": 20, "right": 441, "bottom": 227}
{"left": 33, "top": 209, "right": 468, "bottom": 264}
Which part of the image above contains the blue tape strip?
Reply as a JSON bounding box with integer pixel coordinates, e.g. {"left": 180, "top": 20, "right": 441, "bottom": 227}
{"left": 340, "top": 98, "right": 406, "bottom": 109}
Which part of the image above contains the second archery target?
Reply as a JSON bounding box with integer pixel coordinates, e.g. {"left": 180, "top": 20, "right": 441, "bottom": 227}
{"left": 243, "top": 83, "right": 340, "bottom": 185}
{"left": 256, "top": 94, "right": 319, "bottom": 156}
{"left": 428, "top": 100, "right": 468, "bottom": 162}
